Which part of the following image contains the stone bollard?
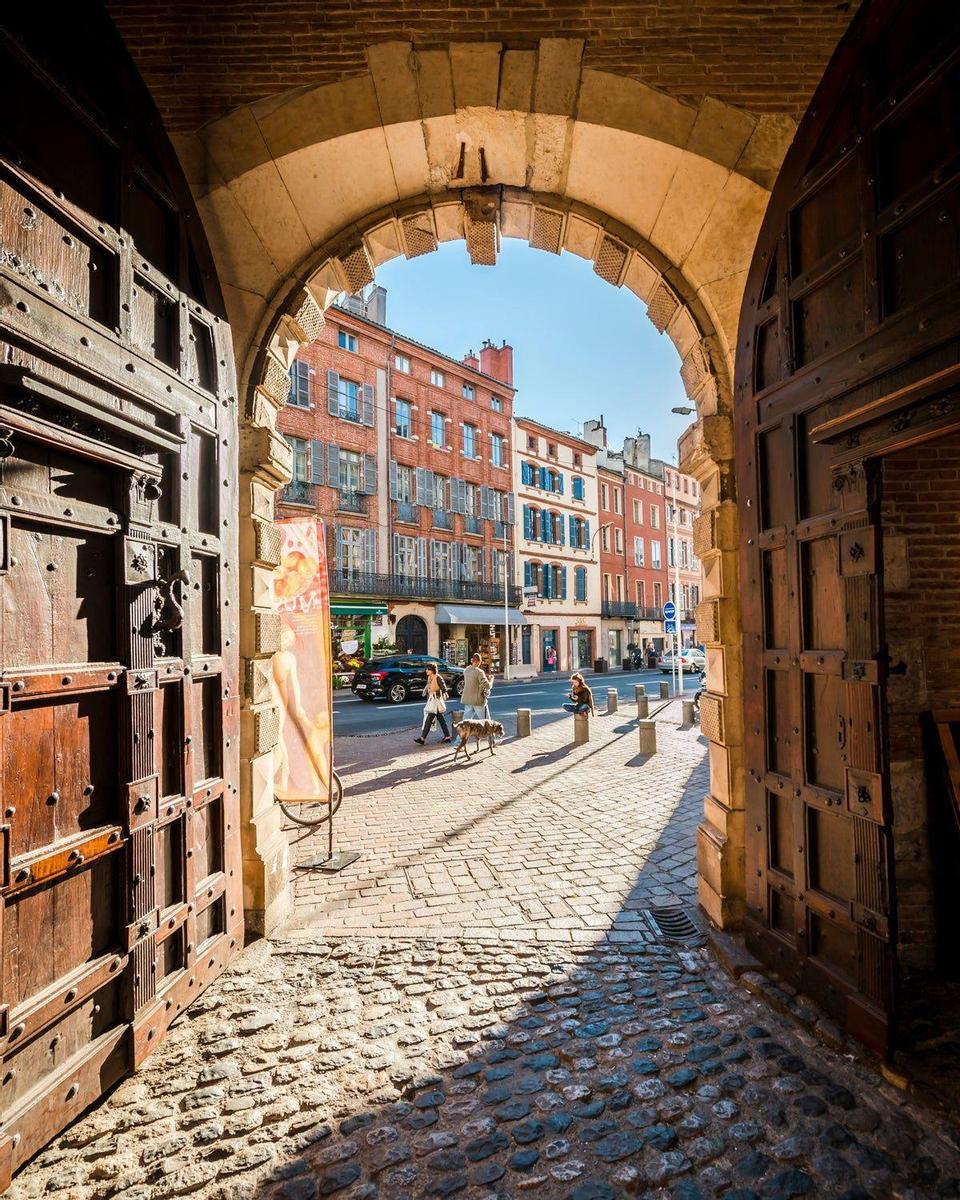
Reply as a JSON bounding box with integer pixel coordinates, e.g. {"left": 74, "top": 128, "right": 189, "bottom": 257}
{"left": 638, "top": 720, "right": 657, "bottom": 755}
{"left": 574, "top": 712, "right": 590, "bottom": 745}
{"left": 634, "top": 684, "right": 647, "bottom": 704}
{"left": 516, "top": 708, "right": 532, "bottom": 738}
{"left": 659, "top": 681, "right": 669, "bottom": 699}
{"left": 452, "top": 710, "right": 463, "bottom": 728}
{"left": 682, "top": 699, "right": 695, "bottom": 725}
{"left": 637, "top": 694, "right": 649, "bottom": 719}
{"left": 606, "top": 688, "right": 618, "bottom": 714}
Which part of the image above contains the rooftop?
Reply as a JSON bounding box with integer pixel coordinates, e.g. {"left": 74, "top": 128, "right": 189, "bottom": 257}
{"left": 514, "top": 414, "right": 600, "bottom": 454}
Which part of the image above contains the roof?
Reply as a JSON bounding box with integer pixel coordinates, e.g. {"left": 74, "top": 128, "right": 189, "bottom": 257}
{"left": 514, "top": 414, "right": 600, "bottom": 454}
{"left": 332, "top": 304, "right": 516, "bottom": 393}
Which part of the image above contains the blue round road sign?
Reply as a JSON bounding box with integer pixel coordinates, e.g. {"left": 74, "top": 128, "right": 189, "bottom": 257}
{"left": 662, "top": 601, "right": 676, "bottom": 621}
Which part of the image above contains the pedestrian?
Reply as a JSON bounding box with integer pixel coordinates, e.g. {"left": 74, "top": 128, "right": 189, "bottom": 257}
{"left": 563, "top": 672, "right": 595, "bottom": 716}
{"left": 414, "top": 664, "right": 451, "bottom": 744}
{"left": 461, "top": 652, "right": 491, "bottom": 721}
{"left": 647, "top": 643, "right": 657, "bottom": 669}
{"left": 545, "top": 645, "right": 557, "bottom": 672}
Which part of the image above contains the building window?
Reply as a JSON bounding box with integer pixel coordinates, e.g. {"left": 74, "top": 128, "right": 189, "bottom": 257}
{"left": 394, "top": 398, "right": 412, "bottom": 439}
{"left": 395, "top": 353, "right": 411, "bottom": 374}
{"left": 521, "top": 461, "right": 537, "bottom": 486}
{"left": 680, "top": 539, "right": 689, "bottom": 568}
{"left": 288, "top": 436, "right": 309, "bottom": 482}
{"left": 601, "top": 526, "right": 609, "bottom": 552}
{"left": 614, "top": 528, "right": 623, "bottom": 553}
{"left": 636, "top": 579, "right": 645, "bottom": 608}
{"left": 600, "top": 483, "right": 609, "bottom": 510}
{"left": 430, "top": 368, "right": 445, "bottom": 387}
{"left": 490, "top": 432, "right": 506, "bottom": 467}
{"left": 527, "top": 434, "right": 536, "bottom": 450}
{"left": 463, "top": 423, "right": 478, "bottom": 458}
{"left": 341, "top": 449, "right": 364, "bottom": 492}
{"left": 683, "top": 477, "right": 689, "bottom": 493}
{"left": 462, "top": 383, "right": 475, "bottom": 400}
{"left": 651, "top": 540, "right": 662, "bottom": 569}
{"left": 433, "top": 475, "right": 447, "bottom": 510}
{"left": 575, "top": 566, "right": 587, "bottom": 602}
{"left": 463, "top": 545, "right": 483, "bottom": 581}
{"left": 569, "top": 515, "right": 589, "bottom": 550}
{"left": 602, "top": 574, "right": 611, "bottom": 602}
{"left": 613, "top": 488, "right": 622, "bottom": 515}
{"left": 650, "top": 504, "right": 660, "bottom": 529}
{"left": 394, "top": 535, "right": 419, "bottom": 577}
{"left": 288, "top": 361, "right": 310, "bottom": 408}
{"left": 616, "top": 575, "right": 624, "bottom": 601}
{"left": 492, "top": 395, "right": 503, "bottom": 412}
{"left": 679, "top": 509, "right": 687, "bottom": 526}
{"left": 573, "top": 452, "right": 582, "bottom": 467}
{"left": 547, "top": 442, "right": 557, "bottom": 459}
{"left": 431, "top": 540, "right": 451, "bottom": 579}
{"left": 633, "top": 536, "right": 645, "bottom": 567}
{"left": 464, "top": 481, "right": 479, "bottom": 516}
{"left": 338, "top": 330, "right": 358, "bottom": 352}
{"left": 430, "top": 410, "right": 446, "bottom": 447}
{"left": 653, "top": 581, "right": 662, "bottom": 607}
{"left": 633, "top": 498, "right": 642, "bottom": 523}
{"left": 396, "top": 464, "right": 413, "bottom": 502}
{"left": 335, "top": 377, "right": 361, "bottom": 421}
{"left": 572, "top": 476, "right": 585, "bottom": 501}
{"left": 668, "top": 537, "right": 675, "bottom": 568}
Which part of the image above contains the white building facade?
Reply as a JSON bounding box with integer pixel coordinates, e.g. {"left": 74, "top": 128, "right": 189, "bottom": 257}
{"left": 512, "top": 417, "right": 601, "bottom": 674}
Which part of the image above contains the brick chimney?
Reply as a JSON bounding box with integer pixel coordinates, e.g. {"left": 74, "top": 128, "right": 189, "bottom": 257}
{"left": 462, "top": 348, "right": 479, "bottom": 371}
{"left": 478, "top": 338, "right": 514, "bottom": 386}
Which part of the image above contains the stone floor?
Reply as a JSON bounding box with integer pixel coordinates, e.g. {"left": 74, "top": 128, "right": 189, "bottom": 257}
{"left": 9, "top": 707, "right": 960, "bottom": 1200}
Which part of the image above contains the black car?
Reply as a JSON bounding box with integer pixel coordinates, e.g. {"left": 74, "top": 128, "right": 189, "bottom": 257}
{"left": 351, "top": 655, "right": 466, "bottom": 704}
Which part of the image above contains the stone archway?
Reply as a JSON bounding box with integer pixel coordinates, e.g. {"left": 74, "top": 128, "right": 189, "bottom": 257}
{"left": 396, "top": 615, "right": 429, "bottom": 657}
{"left": 175, "top": 39, "right": 794, "bottom": 933}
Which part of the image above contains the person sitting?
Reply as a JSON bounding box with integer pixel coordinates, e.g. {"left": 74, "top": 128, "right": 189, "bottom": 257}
{"left": 563, "top": 672, "right": 595, "bottom": 715}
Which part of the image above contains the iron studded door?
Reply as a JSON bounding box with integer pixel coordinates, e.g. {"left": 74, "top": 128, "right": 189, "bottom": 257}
{"left": 0, "top": 20, "right": 242, "bottom": 1183}
{"left": 736, "top": 0, "right": 960, "bottom": 1051}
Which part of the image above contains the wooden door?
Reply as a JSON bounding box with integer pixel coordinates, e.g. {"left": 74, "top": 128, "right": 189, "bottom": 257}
{"left": 0, "top": 13, "right": 241, "bottom": 1183}
{"left": 736, "top": 0, "right": 960, "bottom": 1052}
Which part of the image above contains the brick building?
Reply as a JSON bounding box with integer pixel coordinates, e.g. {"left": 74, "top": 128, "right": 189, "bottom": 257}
{"left": 275, "top": 288, "right": 522, "bottom": 671}
{"left": 663, "top": 463, "right": 702, "bottom": 647}
{"left": 514, "top": 418, "right": 601, "bottom": 673}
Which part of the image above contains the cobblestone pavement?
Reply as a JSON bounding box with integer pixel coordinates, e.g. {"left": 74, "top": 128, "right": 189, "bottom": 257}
{"left": 9, "top": 707, "right": 960, "bottom": 1199}
{"left": 291, "top": 701, "right": 706, "bottom": 938}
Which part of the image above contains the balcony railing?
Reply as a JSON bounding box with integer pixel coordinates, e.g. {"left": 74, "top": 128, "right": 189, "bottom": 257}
{"left": 601, "top": 600, "right": 639, "bottom": 620}
{"left": 338, "top": 490, "right": 366, "bottom": 514}
{"left": 333, "top": 403, "right": 362, "bottom": 424}
{"left": 464, "top": 515, "right": 484, "bottom": 535}
{"left": 396, "top": 501, "right": 418, "bottom": 524}
{"left": 281, "top": 480, "right": 315, "bottom": 506}
{"left": 329, "top": 570, "right": 522, "bottom": 607}
{"left": 433, "top": 510, "right": 453, "bottom": 531}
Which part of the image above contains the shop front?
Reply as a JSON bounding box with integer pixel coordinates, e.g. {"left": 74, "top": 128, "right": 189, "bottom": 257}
{"left": 330, "top": 601, "right": 389, "bottom": 683}
{"left": 569, "top": 627, "right": 594, "bottom": 672}
{"left": 436, "top": 603, "right": 527, "bottom": 675}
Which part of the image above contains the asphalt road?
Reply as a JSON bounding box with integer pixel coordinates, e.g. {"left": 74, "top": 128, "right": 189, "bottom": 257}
{"left": 332, "top": 666, "right": 701, "bottom": 737}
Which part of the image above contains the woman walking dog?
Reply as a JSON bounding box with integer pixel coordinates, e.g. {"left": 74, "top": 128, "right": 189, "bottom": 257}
{"left": 414, "top": 663, "right": 451, "bottom": 744}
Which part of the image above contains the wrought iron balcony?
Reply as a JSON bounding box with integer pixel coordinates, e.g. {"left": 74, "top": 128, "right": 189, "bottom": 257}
{"left": 601, "top": 600, "right": 639, "bottom": 619}
{"left": 338, "top": 490, "right": 366, "bottom": 514}
{"left": 637, "top": 606, "right": 664, "bottom": 621}
{"left": 433, "top": 510, "right": 453, "bottom": 531}
{"left": 329, "top": 569, "right": 522, "bottom": 607}
{"left": 396, "top": 501, "right": 418, "bottom": 524}
{"left": 464, "top": 515, "right": 484, "bottom": 535}
{"left": 333, "top": 403, "right": 362, "bottom": 424}
{"left": 280, "top": 480, "right": 315, "bottom": 506}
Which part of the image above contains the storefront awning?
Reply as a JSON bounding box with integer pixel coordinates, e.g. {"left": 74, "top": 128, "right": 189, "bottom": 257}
{"left": 436, "top": 604, "right": 528, "bottom": 627}
{"left": 330, "top": 602, "right": 388, "bottom": 616}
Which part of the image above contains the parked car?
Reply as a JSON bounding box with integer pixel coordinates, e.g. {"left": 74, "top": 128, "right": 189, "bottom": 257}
{"left": 351, "top": 655, "right": 466, "bottom": 704}
{"left": 660, "top": 649, "right": 706, "bottom": 674}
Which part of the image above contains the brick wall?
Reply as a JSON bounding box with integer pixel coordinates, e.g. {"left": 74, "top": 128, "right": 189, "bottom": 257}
{"left": 106, "top": 1, "right": 859, "bottom": 133}
{"left": 882, "top": 431, "right": 960, "bottom": 973}
{"left": 623, "top": 467, "right": 668, "bottom": 618}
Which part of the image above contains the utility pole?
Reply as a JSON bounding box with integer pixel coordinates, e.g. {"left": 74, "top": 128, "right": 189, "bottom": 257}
{"left": 671, "top": 466, "right": 683, "bottom": 700}
{"left": 502, "top": 522, "right": 510, "bottom": 680}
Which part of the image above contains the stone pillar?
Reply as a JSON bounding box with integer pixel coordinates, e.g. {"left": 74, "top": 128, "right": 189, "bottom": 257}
{"left": 574, "top": 713, "right": 590, "bottom": 745}
{"left": 637, "top": 693, "right": 649, "bottom": 719}
{"left": 659, "top": 681, "right": 669, "bottom": 699}
{"left": 516, "top": 708, "right": 532, "bottom": 737}
{"left": 638, "top": 720, "right": 657, "bottom": 755}
{"left": 452, "top": 710, "right": 463, "bottom": 728}
{"left": 634, "top": 683, "right": 646, "bottom": 702}
{"left": 606, "top": 688, "right": 618, "bottom": 714}
{"left": 682, "top": 699, "right": 695, "bottom": 725}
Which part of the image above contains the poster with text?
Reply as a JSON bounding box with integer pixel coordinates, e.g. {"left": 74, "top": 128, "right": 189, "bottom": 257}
{"left": 272, "top": 518, "right": 332, "bottom": 804}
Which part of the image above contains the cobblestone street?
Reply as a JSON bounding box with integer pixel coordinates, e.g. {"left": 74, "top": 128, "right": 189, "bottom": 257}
{"left": 9, "top": 706, "right": 960, "bottom": 1200}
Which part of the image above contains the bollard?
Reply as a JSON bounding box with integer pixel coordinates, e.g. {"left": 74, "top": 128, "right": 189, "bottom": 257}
{"left": 606, "top": 688, "right": 618, "bottom": 714}
{"left": 516, "top": 708, "right": 532, "bottom": 738}
{"left": 634, "top": 683, "right": 647, "bottom": 704}
{"left": 682, "top": 699, "right": 695, "bottom": 725}
{"left": 574, "top": 712, "right": 590, "bottom": 745}
{"left": 659, "top": 680, "right": 669, "bottom": 699}
{"left": 452, "top": 710, "right": 463, "bottom": 728}
{"left": 638, "top": 720, "right": 657, "bottom": 755}
{"left": 637, "top": 694, "right": 649, "bottom": 719}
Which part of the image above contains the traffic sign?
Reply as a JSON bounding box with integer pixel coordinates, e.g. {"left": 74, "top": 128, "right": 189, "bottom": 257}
{"left": 664, "top": 620, "right": 676, "bottom": 634}
{"left": 662, "top": 601, "right": 676, "bottom": 621}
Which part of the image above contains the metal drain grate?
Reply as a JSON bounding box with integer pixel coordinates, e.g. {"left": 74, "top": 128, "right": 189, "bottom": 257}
{"left": 644, "top": 906, "right": 704, "bottom": 945}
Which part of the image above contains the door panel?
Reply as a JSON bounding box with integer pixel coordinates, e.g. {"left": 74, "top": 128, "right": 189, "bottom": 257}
{"left": 736, "top": 0, "right": 960, "bottom": 1051}
{"left": 0, "top": 15, "right": 241, "bottom": 1183}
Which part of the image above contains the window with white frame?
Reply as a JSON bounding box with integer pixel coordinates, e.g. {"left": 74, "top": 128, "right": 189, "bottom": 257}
{"left": 432, "top": 540, "right": 451, "bottom": 579}
{"left": 650, "top": 504, "right": 660, "bottom": 529}
{"left": 636, "top": 579, "right": 645, "bottom": 608}
{"left": 430, "top": 368, "right": 445, "bottom": 387}
{"left": 633, "top": 536, "right": 645, "bottom": 567}
{"left": 394, "top": 398, "right": 412, "bottom": 439}
{"left": 463, "top": 545, "right": 483, "bottom": 580}
{"left": 464, "top": 482, "right": 479, "bottom": 516}
{"left": 680, "top": 540, "right": 689, "bottom": 568}
{"left": 463, "top": 423, "right": 478, "bottom": 458}
{"left": 668, "top": 537, "right": 675, "bottom": 568}
{"left": 462, "top": 383, "right": 475, "bottom": 400}
{"left": 433, "top": 475, "right": 447, "bottom": 511}
{"left": 633, "top": 498, "right": 641, "bottom": 523}
{"left": 395, "top": 464, "right": 413, "bottom": 503}
{"left": 491, "top": 395, "right": 503, "bottom": 413}
{"left": 288, "top": 437, "right": 309, "bottom": 482}
{"left": 490, "top": 432, "right": 506, "bottom": 467}
{"left": 600, "top": 482, "right": 609, "bottom": 510}
{"left": 335, "top": 377, "right": 360, "bottom": 421}
{"left": 341, "top": 449, "right": 363, "bottom": 492}
{"left": 395, "top": 353, "right": 411, "bottom": 374}
{"left": 338, "top": 329, "right": 358, "bottom": 352}
{"left": 394, "top": 535, "right": 418, "bottom": 576}
{"left": 614, "top": 527, "right": 623, "bottom": 553}
{"left": 288, "top": 361, "right": 310, "bottom": 408}
{"left": 613, "top": 488, "right": 622, "bottom": 514}
{"left": 601, "top": 526, "right": 609, "bottom": 552}
{"left": 339, "top": 527, "right": 366, "bottom": 575}
{"left": 430, "top": 410, "right": 446, "bottom": 447}
{"left": 651, "top": 540, "right": 662, "bottom": 569}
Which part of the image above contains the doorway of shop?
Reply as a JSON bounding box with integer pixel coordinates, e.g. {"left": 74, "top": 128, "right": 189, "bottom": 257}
{"left": 542, "top": 630, "right": 559, "bottom": 672}
{"left": 396, "top": 614, "right": 428, "bottom": 656}
{"left": 570, "top": 629, "right": 594, "bottom": 672}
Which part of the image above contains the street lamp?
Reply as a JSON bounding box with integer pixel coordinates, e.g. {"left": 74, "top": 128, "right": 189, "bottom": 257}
{"left": 669, "top": 406, "right": 694, "bottom": 699}
{"left": 502, "top": 521, "right": 510, "bottom": 681}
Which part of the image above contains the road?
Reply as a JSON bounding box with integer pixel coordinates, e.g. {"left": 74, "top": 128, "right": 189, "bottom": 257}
{"left": 333, "top": 666, "right": 700, "bottom": 737}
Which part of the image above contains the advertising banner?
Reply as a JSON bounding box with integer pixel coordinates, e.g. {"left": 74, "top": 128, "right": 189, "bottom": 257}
{"left": 272, "top": 518, "right": 333, "bottom": 804}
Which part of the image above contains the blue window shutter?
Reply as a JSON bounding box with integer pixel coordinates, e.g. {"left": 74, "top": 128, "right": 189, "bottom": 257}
{"left": 542, "top": 566, "right": 550, "bottom": 599}
{"left": 524, "top": 560, "right": 532, "bottom": 588}
{"left": 584, "top": 519, "right": 590, "bottom": 547}
{"left": 569, "top": 514, "right": 575, "bottom": 545}
{"left": 557, "top": 473, "right": 564, "bottom": 495}
{"left": 557, "top": 514, "right": 565, "bottom": 546}
{"left": 327, "top": 444, "right": 341, "bottom": 489}
{"left": 561, "top": 567, "right": 568, "bottom": 600}
{"left": 310, "top": 440, "right": 324, "bottom": 485}
{"left": 523, "top": 505, "right": 531, "bottom": 539}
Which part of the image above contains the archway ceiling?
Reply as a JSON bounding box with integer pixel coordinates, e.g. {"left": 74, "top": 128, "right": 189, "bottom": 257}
{"left": 107, "top": 1, "right": 859, "bottom": 133}
{"left": 168, "top": 39, "right": 794, "bottom": 392}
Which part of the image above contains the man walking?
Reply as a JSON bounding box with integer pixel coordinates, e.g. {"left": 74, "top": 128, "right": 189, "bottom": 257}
{"left": 461, "top": 653, "right": 491, "bottom": 720}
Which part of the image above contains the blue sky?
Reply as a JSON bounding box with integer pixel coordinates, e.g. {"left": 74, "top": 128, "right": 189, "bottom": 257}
{"left": 376, "top": 238, "right": 690, "bottom": 462}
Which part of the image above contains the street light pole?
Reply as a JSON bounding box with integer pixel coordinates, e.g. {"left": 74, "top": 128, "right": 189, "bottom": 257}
{"left": 669, "top": 407, "right": 695, "bottom": 700}
{"left": 502, "top": 523, "right": 510, "bottom": 681}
